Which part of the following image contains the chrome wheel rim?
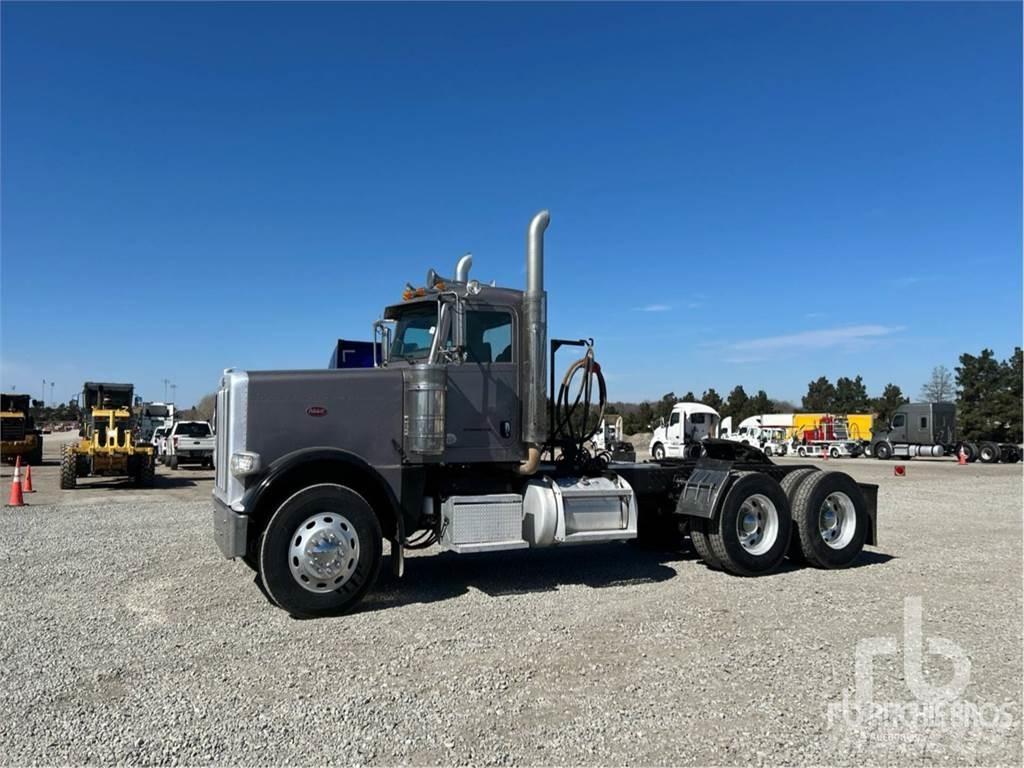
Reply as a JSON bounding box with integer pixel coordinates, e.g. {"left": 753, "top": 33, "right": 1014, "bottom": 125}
{"left": 289, "top": 513, "right": 360, "bottom": 593}
{"left": 819, "top": 492, "right": 856, "bottom": 550}
{"left": 736, "top": 493, "right": 779, "bottom": 556}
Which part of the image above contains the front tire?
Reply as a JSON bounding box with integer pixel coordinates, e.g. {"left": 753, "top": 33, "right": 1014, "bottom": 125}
{"left": 652, "top": 443, "right": 666, "bottom": 461}
{"left": 706, "top": 472, "right": 792, "bottom": 576}
{"left": 259, "top": 484, "right": 383, "bottom": 618}
{"left": 60, "top": 446, "right": 77, "bottom": 489}
{"left": 168, "top": 455, "right": 179, "bottom": 470}
{"left": 873, "top": 442, "right": 892, "bottom": 460}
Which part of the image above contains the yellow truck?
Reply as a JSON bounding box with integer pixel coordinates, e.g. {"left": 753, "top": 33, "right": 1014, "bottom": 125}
{"left": 1, "top": 394, "right": 43, "bottom": 465}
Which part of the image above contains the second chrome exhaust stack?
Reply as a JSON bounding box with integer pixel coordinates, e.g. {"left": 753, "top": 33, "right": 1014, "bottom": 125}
{"left": 519, "top": 210, "right": 550, "bottom": 474}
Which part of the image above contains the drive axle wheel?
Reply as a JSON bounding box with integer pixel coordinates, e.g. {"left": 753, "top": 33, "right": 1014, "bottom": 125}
{"left": 707, "top": 472, "right": 791, "bottom": 576}
{"left": 59, "top": 446, "right": 77, "bottom": 489}
{"left": 689, "top": 517, "right": 720, "bottom": 570}
{"left": 790, "top": 471, "right": 868, "bottom": 569}
{"left": 779, "top": 468, "right": 819, "bottom": 563}
{"left": 979, "top": 442, "right": 1000, "bottom": 464}
{"left": 259, "top": 484, "right": 382, "bottom": 618}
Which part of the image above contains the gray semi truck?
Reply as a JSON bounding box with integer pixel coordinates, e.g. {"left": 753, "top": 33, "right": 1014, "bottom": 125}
{"left": 213, "top": 211, "right": 881, "bottom": 618}
{"left": 870, "top": 402, "right": 1021, "bottom": 463}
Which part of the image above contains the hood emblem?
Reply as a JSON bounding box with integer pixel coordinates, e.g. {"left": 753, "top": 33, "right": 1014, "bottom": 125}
{"left": 306, "top": 406, "right": 328, "bottom": 417}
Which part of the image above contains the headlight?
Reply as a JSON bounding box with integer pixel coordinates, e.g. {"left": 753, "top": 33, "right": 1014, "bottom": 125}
{"left": 230, "top": 451, "right": 261, "bottom": 477}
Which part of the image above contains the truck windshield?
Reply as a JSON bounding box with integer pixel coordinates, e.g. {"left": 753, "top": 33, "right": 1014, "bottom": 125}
{"left": 390, "top": 305, "right": 441, "bottom": 362}
{"left": 176, "top": 423, "right": 211, "bottom": 437}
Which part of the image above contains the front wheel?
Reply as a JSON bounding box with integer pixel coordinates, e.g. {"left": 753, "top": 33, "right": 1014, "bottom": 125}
{"left": 259, "top": 484, "right": 383, "bottom": 618}
{"left": 873, "top": 442, "right": 892, "bottom": 460}
{"left": 862, "top": 443, "right": 874, "bottom": 458}
{"left": 830, "top": 447, "right": 841, "bottom": 459}
{"left": 652, "top": 443, "right": 666, "bottom": 461}
{"left": 168, "top": 455, "right": 179, "bottom": 470}
{"left": 60, "top": 446, "right": 77, "bottom": 489}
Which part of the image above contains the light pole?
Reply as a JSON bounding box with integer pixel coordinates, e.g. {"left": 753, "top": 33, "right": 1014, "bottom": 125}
{"left": 170, "top": 384, "right": 177, "bottom": 405}
{"left": 163, "top": 378, "right": 170, "bottom": 402}
{"left": 41, "top": 378, "right": 46, "bottom": 406}
{"left": 50, "top": 382, "right": 55, "bottom": 406}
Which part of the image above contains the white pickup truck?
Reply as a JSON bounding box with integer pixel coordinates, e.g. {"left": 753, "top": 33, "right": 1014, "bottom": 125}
{"left": 165, "top": 421, "right": 215, "bottom": 469}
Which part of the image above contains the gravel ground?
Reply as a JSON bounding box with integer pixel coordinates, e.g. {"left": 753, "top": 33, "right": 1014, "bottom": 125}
{"left": 1, "top": 459, "right": 1020, "bottom": 765}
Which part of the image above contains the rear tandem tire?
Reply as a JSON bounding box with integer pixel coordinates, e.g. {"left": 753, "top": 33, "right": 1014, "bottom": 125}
{"left": 689, "top": 517, "right": 721, "bottom": 570}
{"left": 790, "top": 471, "right": 868, "bottom": 569}
{"left": 706, "top": 472, "right": 792, "bottom": 576}
{"left": 60, "top": 447, "right": 77, "bottom": 490}
{"left": 259, "top": 484, "right": 383, "bottom": 618}
{"left": 779, "top": 468, "right": 820, "bottom": 563}
{"left": 979, "top": 442, "right": 1000, "bottom": 464}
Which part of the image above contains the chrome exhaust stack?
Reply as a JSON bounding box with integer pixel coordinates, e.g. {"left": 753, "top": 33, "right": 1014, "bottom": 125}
{"left": 519, "top": 210, "right": 550, "bottom": 474}
{"left": 454, "top": 253, "right": 473, "bottom": 282}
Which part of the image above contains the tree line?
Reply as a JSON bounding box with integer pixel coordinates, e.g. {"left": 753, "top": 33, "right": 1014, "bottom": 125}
{"left": 606, "top": 347, "right": 1022, "bottom": 443}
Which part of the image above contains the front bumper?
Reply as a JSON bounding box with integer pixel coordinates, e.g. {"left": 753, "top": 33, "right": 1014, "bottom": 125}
{"left": 213, "top": 494, "right": 248, "bottom": 558}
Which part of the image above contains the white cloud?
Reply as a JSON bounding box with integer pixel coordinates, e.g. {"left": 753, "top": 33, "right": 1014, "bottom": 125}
{"left": 721, "top": 325, "right": 903, "bottom": 362}
{"left": 634, "top": 304, "right": 672, "bottom": 312}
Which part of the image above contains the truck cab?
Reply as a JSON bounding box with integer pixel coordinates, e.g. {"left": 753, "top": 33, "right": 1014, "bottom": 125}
{"left": 649, "top": 402, "right": 720, "bottom": 460}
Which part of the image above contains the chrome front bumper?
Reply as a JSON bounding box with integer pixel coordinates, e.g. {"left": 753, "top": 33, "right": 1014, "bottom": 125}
{"left": 213, "top": 495, "right": 248, "bottom": 558}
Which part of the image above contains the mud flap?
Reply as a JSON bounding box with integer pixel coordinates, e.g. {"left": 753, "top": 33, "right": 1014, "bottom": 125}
{"left": 673, "top": 458, "right": 735, "bottom": 520}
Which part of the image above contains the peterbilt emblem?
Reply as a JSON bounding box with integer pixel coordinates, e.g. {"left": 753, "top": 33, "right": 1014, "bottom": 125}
{"left": 306, "top": 406, "right": 328, "bottom": 417}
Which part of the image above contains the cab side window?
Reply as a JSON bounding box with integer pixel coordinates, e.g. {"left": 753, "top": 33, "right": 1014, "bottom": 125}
{"left": 669, "top": 412, "right": 680, "bottom": 426}
{"left": 892, "top": 414, "right": 906, "bottom": 428}
{"left": 465, "top": 310, "right": 513, "bottom": 364}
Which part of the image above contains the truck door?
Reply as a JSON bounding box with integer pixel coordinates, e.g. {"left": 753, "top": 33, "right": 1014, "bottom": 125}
{"left": 890, "top": 412, "right": 908, "bottom": 442}
{"left": 444, "top": 307, "right": 521, "bottom": 463}
{"left": 664, "top": 410, "right": 683, "bottom": 456}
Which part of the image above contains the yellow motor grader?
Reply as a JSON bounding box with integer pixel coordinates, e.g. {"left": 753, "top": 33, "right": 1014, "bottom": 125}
{"left": 60, "top": 382, "right": 155, "bottom": 489}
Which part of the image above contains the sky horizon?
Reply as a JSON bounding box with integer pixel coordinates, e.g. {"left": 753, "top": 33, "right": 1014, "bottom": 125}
{"left": 2, "top": 2, "right": 1021, "bottom": 408}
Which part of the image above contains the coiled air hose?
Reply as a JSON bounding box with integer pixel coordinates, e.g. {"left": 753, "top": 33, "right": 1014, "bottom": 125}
{"left": 550, "top": 346, "right": 608, "bottom": 472}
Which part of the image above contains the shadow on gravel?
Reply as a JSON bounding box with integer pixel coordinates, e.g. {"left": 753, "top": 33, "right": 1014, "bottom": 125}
{"left": 356, "top": 543, "right": 684, "bottom": 614}
{"left": 62, "top": 476, "right": 199, "bottom": 490}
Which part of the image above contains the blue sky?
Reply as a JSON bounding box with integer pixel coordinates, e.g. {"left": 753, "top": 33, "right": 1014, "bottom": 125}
{"left": 2, "top": 1, "right": 1021, "bottom": 408}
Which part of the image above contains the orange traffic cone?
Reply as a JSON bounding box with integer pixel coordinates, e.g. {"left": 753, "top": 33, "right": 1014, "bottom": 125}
{"left": 6, "top": 458, "right": 25, "bottom": 507}
{"left": 958, "top": 446, "right": 967, "bottom": 465}
{"left": 22, "top": 463, "right": 35, "bottom": 493}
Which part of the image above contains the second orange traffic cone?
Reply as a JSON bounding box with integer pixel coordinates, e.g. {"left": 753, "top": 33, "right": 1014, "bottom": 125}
{"left": 22, "top": 463, "right": 35, "bottom": 493}
{"left": 6, "top": 458, "right": 25, "bottom": 507}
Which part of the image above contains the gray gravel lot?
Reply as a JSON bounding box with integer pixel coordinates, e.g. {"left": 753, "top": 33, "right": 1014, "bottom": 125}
{"left": 1, "top": 458, "right": 1020, "bottom": 765}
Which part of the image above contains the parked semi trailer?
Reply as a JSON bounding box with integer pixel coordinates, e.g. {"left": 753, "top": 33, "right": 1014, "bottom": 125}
{"left": 871, "top": 402, "right": 1020, "bottom": 463}
{"left": 212, "top": 211, "right": 880, "bottom": 618}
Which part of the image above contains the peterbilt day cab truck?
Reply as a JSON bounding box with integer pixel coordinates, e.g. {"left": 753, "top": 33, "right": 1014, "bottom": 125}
{"left": 649, "top": 403, "right": 721, "bottom": 460}
{"left": 213, "top": 211, "right": 881, "bottom": 618}
{"left": 870, "top": 402, "right": 1021, "bottom": 463}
